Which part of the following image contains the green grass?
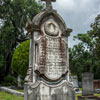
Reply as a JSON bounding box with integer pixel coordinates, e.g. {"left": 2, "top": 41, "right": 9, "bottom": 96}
{"left": 0, "top": 91, "right": 23, "bottom": 100}
{"left": 0, "top": 90, "right": 100, "bottom": 100}
{"left": 79, "top": 88, "right": 82, "bottom": 91}
{"left": 76, "top": 93, "right": 81, "bottom": 100}
{"left": 94, "top": 93, "right": 100, "bottom": 97}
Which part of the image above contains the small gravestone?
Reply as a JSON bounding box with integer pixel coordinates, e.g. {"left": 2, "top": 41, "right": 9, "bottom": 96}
{"left": 78, "top": 73, "right": 100, "bottom": 100}
{"left": 72, "top": 76, "right": 79, "bottom": 92}
{"left": 82, "top": 73, "right": 94, "bottom": 96}
{"left": 72, "top": 76, "right": 79, "bottom": 88}
{"left": 17, "top": 76, "right": 22, "bottom": 88}
{"left": 24, "top": 0, "right": 75, "bottom": 100}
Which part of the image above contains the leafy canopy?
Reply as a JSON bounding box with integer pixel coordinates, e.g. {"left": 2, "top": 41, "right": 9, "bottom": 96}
{"left": 0, "top": 0, "right": 43, "bottom": 81}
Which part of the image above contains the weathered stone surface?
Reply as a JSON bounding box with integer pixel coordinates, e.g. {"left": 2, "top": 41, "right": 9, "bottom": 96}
{"left": 26, "top": 81, "right": 75, "bottom": 100}
{"left": 82, "top": 73, "right": 94, "bottom": 96}
{"left": 24, "top": 0, "right": 75, "bottom": 100}
{"left": 34, "top": 18, "right": 68, "bottom": 81}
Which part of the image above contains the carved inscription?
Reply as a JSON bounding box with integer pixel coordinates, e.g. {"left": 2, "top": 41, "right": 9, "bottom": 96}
{"left": 45, "top": 37, "right": 66, "bottom": 80}
{"left": 37, "top": 36, "right": 67, "bottom": 81}
{"left": 34, "top": 18, "right": 68, "bottom": 81}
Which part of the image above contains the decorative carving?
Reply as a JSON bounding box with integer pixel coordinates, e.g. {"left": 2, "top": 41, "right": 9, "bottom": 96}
{"left": 34, "top": 18, "right": 68, "bottom": 81}
{"left": 25, "top": 67, "right": 33, "bottom": 82}
{"left": 44, "top": 19, "right": 59, "bottom": 36}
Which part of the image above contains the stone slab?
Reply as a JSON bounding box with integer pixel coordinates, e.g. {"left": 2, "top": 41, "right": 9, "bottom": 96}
{"left": 72, "top": 76, "right": 79, "bottom": 88}
{"left": 82, "top": 73, "right": 94, "bottom": 96}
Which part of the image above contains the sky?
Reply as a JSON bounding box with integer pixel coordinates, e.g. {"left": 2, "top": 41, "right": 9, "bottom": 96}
{"left": 50, "top": 0, "right": 100, "bottom": 47}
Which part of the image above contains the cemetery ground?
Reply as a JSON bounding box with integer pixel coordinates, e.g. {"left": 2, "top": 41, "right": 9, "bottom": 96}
{"left": 0, "top": 91, "right": 23, "bottom": 100}
{"left": 0, "top": 90, "right": 100, "bottom": 100}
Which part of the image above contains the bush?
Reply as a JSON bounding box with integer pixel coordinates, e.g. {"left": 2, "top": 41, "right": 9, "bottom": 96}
{"left": 11, "top": 40, "right": 29, "bottom": 78}
{"left": 2, "top": 75, "right": 17, "bottom": 86}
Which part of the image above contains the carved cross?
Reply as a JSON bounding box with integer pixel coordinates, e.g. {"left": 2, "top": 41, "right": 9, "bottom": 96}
{"left": 41, "top": 0, "right": 56, "bottom": 9}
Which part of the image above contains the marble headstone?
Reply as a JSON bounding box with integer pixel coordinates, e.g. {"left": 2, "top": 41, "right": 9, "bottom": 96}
{"left": 24, "top": 0, "right": 75, "bottom": 100}
{"left": 82, "top": 73, "right": 94, "bottom": 96}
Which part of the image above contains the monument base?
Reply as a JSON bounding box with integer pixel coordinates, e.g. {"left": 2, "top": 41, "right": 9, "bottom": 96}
{"left": 78, "top": 96, "right": 100, "bottom": 100}
{"left": 24, "top": 81, "right": 75, "bottom": 100}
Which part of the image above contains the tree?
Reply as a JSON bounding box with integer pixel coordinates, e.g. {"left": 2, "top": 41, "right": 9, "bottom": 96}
{"left": 11, "top": 40, "right": 29, "bottom": 77}
{"left": 69, "top": 42, "right": 92, "bottom": 80}
{"left": 0, "top": 0, "right": 43, "bottom": 81}
{"left": 69, "top": 33, "right": 100, "bottom": 80}
{"left": 89, "top": 14, "right": 100, "bottom": 59}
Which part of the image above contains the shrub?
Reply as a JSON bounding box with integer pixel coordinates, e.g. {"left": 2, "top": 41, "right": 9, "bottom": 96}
{"left": 2, "top": 75, "right": 17, "bottom": 86}
{"left": 11, "top": 40, "right": 29, "bottom": 78}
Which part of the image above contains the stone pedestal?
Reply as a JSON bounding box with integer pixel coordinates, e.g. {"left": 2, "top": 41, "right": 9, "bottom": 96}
{"left": 24, "top": 0, "right": 75, "bottom": 100}
{"left": 25, "top": 81, "right": 75, "bottom": 100}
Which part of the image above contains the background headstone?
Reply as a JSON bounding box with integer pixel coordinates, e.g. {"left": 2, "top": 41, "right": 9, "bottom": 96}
{"left": 78, "top": 73, "right": 100, "bottom": 100}
{"left": 72, "top": 76, "right": 79, "bottom": 88}
{"left": 17, "top": 76, "right": 22, "bottom": 88}
{"left": 72, "top": 76, "right": 79, "bottom": 92}
{"left": 82, "top": 72, "right": 94, "bottom": 96}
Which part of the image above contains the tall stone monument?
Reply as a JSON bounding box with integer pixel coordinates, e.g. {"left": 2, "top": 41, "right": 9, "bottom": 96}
{"left": 24, "top": 0, "right": 75, "bottom": 100}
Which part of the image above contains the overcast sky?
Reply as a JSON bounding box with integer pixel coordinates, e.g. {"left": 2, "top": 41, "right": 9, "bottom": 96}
{"left": 50, "top": 0, "right": 100, "bottom": 47}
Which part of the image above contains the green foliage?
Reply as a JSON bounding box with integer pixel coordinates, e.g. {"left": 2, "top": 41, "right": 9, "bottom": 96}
{"left": 1, "top": 75, "right": 17, "bottom": 86}
{"left": 69, "top": 14, "right": 100, "bottom": 80}
{"left": 0, "top": 0, "right": 43, "bottom": 82}
{"left": 89, "top": 14, "right": 100, "bottom": 59}
{"left": 69, "top": 33, "right": 100, "bottom": 80}
{"left": 74, "top": 34, "right": 95, "bottom": 50}
{"left": 11, "top": 40, "right": 29, "bottom": 77}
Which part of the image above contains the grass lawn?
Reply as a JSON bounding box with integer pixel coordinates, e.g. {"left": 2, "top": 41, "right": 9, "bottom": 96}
{"left": 0, "top": 90, "right": 100, "bottom": 100}
{"left": 0, "top": 91, "right": 23, "bottom": 100}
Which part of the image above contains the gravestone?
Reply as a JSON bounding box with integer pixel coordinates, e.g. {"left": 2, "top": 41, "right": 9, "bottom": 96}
{"left": 82, "top": 73, "right": 94, "bottom": 96}
{"left": 78, "top": 73, "right": 100, "bottom": 100}
{"left": 24, "top": 0, "right": 75, "bottom": 100}
{"left": 17, "top": 76, "right": 22, "bottom": 88}
{"left": 72, "top": 76, "right": 79, "bottom": 89}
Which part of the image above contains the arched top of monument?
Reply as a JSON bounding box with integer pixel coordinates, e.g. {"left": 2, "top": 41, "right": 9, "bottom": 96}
{"left": 32, "top": 10, "right": 66, "bottom": 29}
{"left": 25, "top": 0, "right": 72, "bottom": 37}
{"left": 32, "top": 9, "right": 72, "bottom": 36}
